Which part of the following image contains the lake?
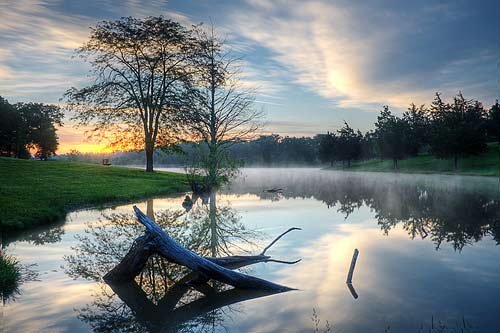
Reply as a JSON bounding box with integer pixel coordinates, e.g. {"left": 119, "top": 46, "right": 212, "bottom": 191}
{"left": 3, "top": 168, "right": 500, "bottom": 333}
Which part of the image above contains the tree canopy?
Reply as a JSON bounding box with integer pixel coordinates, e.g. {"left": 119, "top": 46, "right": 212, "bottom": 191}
{"left": 0, "top": 97, "right": 63, "bottom": 159}
{"left": 65, "top": 16, "right": 199, "bottom": 172}
{"left": 428, "top": 93, "right": 487, "bottom": 169}
{"left": 374, "top": 106, "right": 410, "bottom": 169}
{"left": 182, "top": 26, "right": 261, "bottom": 187}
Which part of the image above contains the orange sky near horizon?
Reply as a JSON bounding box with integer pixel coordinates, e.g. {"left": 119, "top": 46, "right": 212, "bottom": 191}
{"left": 56, "top": 125, "right": 116, "bottom": 154}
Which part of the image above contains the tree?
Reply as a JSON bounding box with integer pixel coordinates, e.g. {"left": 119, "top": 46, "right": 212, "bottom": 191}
{"left": 184, "top": 26, "right": 261, "bottom": 187}
{"left": 361, "top": 130, "right": 378, "bottom": 160}
{"left": 335, "top": 122, "right": 363, "bottom": 167}
{"left": 0, "top": 98, "right": 62, "bottom": 159}
{"left": 16, "top": 103, "right": 63, "bottom": 160}
{"left": 65, "top": 16, "right": 198, "bottom": 172}
{"left": 487, "top": 100, "right": 500, "bottom": 143}
{"left": 374, "top": 106, "right": 410, "bottom": 169}
{"left": 253, "top": 134, "right": 281, "bottom": 166}
{"left": 403, "top": 103, "right": 429, "bottom": 156}
{"left": 318, "top": 132, "right": 337, "bottom": 166}
{"left": 0, "top": 97, "right": 20, "bottom": 157}
{"left": 429, "top": 93, "right": 487, "bottom": 169}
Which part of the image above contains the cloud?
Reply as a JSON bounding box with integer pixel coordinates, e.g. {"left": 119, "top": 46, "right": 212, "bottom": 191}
{"left": 0, "top": 0, "right": 95, "bottom": 102}
{"left": 231, "top": 0, "right": 498, "bottom": 109}
{"left": 0, "top": 0, "right": 195, "bottom": 103}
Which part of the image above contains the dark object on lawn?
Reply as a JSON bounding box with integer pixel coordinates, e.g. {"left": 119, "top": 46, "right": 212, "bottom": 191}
{"left": 264, "top": 187, "right": 283, "bottom": 193}
{"left": 102, "top": 159, "right": 111, "bottom": 166}
{"left": 104, "top": 206, "right": 301, "bottom": 292}
{"left": 182, "top": 195, "right": 193, "bottom": 211}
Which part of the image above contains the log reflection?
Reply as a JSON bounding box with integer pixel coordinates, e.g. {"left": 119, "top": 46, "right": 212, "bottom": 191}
{"left": 65, "top": 193, "right": 293, "bottom": 332}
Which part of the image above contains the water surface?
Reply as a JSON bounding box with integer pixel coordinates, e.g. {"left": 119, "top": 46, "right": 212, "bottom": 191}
{"left": 3, "top": 169, "right": 500, "bottom": 332}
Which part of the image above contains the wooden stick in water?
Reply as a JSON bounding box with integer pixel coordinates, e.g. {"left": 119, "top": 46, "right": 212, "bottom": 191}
{"left": 346, "top": 248, "right": 359, "bottom": 284}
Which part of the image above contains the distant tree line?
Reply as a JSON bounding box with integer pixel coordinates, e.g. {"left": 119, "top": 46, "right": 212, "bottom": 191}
{"left": 60, "top": 135, "right": 323, "bottom": 166}
{"left": 59, "top": 92, "right": 500, "bottom": 168}
{"left": 319, "top": 93, "right": 500, "bottom": 169}
{"left": 0, "top": 96, "right": 63, "bottom": 159}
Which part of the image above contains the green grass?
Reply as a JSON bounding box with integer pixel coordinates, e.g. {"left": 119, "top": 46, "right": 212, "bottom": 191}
{"left": 0, "top": 255, "right": 21, "bottom": 293}
{"left": 0, "top": 158, "right": 190, "bottom": 230}
{"left": 330, "top": 143, "right": 500, "bottom": 176}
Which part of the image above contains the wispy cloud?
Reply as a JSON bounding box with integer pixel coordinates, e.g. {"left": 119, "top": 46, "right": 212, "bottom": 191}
{"left": 0, "top": 0, "right": 94, "bottom": 102}
{"left": 231, "top": 0, "right": 498, "bottom": 109}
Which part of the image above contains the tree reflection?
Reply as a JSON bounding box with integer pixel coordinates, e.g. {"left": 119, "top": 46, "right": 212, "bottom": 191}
{"left": 239, "top": 174, "right": 500, "bottom": 251}
{"left": 65, "top": 194, "right": 268, "bottom": 332}
{"left": 2, "top": 220, "right": 65, "bottom": 248}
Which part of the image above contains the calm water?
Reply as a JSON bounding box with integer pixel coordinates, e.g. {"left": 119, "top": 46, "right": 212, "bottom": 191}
{"left": 3, "top": 169, "right": 500, "bottom": 333}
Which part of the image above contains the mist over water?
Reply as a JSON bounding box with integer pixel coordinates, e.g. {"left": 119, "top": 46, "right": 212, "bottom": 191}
{"left": 3, "top": 168, "right": 500, "bottom": 332}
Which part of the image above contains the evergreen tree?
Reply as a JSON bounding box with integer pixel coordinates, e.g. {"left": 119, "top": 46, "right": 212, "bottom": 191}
{"left": 318, "top": 132, "right": 337, "bottom": 166}
{"left": 487, "top": 100, "right": 500, "bottom": 143}
{"left": 429, "top": 92, "right": 487, "bottom": 169}
{"left": 375, "top": 106, "right": 410, "bottom": 169}
{"left": 403, "top": 103, "right": 429, "bottom": 156}
{"left": 336, "top": 122, "right": 363, "bottom": 167}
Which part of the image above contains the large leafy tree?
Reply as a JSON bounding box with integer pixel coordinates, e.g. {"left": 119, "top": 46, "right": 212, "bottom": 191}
{"left": 65, "top": 16, "right": 198, "bottom": 172}
{"left": 429, "top": 93, "right": 487, "bottom": 169}
{"left": 0, "top": 97, "right": 21, "bottom": 157}
{"left": 17, "top": 102, "right": 63, "bottom": 160}
{"left": 0, "top": 98, "right": 62, "bottom": 159}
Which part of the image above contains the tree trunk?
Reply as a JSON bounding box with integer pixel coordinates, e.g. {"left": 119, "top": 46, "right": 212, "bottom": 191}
{"left": 393, "top": 158, "right": 398, "bottom": 170}
{"left": 145, "top": 141, "right": 154, "bottom": 173}
{"left": 209, "top": 191, "right": 217, "bottom": 257}
{"left": 454, "top": 155, "right": 458, "bottom": 170}
{"left": 347, "top": 159, "right": 351, "bottom": 168}
{"left": 104, "top": 206, "right": 300, "bottom": 292}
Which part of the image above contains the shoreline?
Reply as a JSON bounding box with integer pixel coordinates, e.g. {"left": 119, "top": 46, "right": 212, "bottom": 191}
{"left": 0, "top": 158, "right": 191, "bottom": 231}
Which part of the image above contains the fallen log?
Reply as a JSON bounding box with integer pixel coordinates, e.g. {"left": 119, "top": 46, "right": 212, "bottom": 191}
{"left": 104, "top": 206, "right": 300, "bottom": 292}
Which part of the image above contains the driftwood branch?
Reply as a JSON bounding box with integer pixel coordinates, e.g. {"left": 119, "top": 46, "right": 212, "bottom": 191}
{"left": 104, "top": 206, "right": 301, "bottom": 292}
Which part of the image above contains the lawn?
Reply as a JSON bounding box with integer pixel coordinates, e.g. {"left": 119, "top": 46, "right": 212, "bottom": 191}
{"left": 331, "top": 143, "right": 500, "bottom": 176}
{"left": 0, "top": 158, "right": 190, "bottom": 230}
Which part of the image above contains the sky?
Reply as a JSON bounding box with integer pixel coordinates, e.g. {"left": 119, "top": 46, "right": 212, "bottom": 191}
{"left": 0, "top": 0, "right": 499, "bottom": 153}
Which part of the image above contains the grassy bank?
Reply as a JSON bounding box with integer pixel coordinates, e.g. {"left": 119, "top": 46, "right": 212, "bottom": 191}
{"left": 0, "top": 158, "right": 189, "bottom": 230}
{"left": 329, "top": 143, "right": 500, "bottom": 176}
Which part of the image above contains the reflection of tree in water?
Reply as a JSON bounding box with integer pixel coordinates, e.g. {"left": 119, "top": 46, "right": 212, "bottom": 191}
{"left": 65, "top": 196, "right": 264, "bottom": 332}
{"left": 2, "top": 221, "right": 65, "bottom": 249}
{"left": 188, "top": 192, "right": 259, "bottom": 257}
{"left": 241, "top": 175, "right": 500, "bottom": 251}
{"left": 365, "top": 185, "right": 500, "bottom": 251}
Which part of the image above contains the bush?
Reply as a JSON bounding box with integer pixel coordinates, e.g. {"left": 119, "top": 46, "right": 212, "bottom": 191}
{"left": 0, "top": 255, "right": 21, "bottom": 293}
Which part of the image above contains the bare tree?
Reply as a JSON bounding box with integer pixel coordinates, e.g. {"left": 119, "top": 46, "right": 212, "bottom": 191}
{"left": 184, "top": 25, "right": 263, "bottom": 187}
{"left": 65, "top": 17, "right": 197, "bottom": 172}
